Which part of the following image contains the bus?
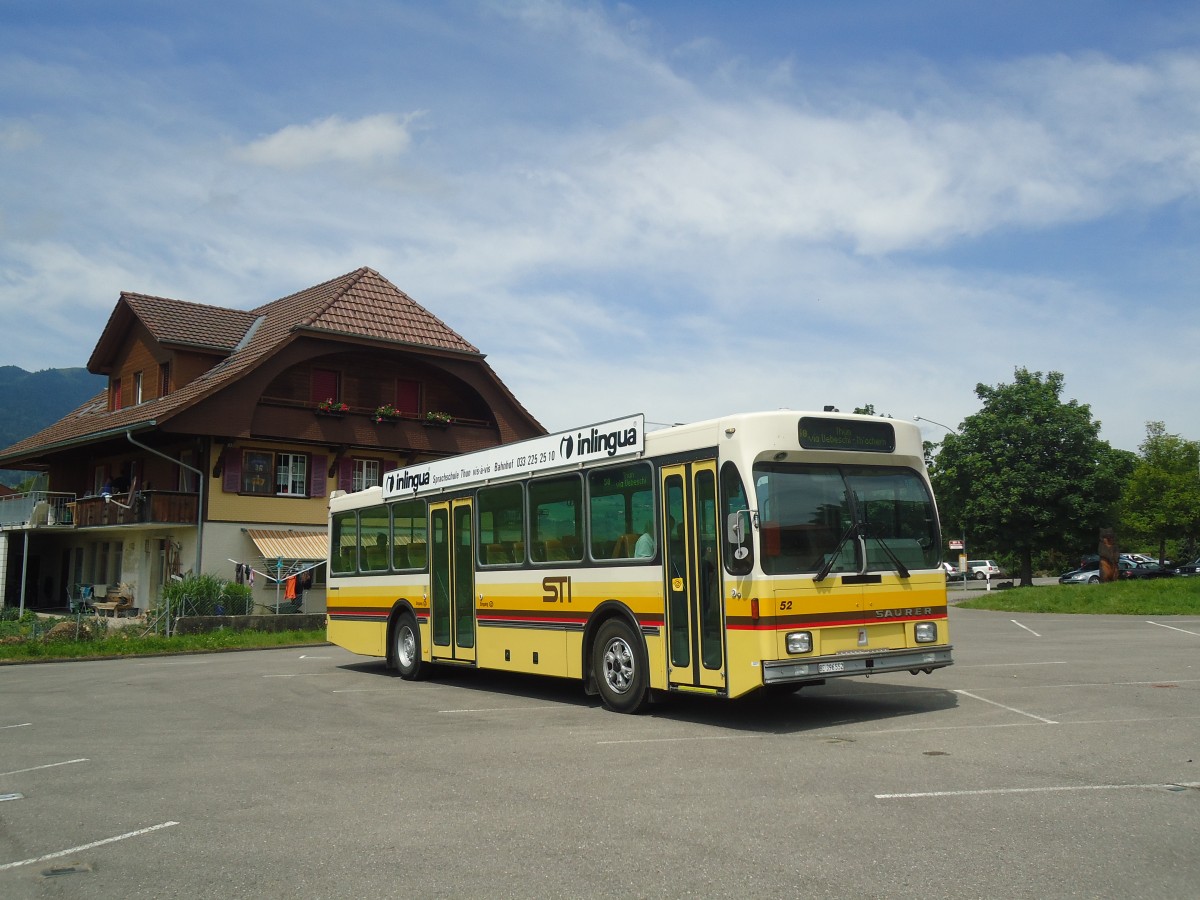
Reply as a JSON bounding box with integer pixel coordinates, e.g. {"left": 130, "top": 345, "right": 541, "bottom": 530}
{"left": 325, "top": 410, "right": 953, "bottom": 712}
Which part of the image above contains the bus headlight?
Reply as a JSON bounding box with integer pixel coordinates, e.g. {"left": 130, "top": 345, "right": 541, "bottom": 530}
{"left": 786, "top": 631, "right": 812, "bottom": 654}
{"left": 914, "top": 622, "right": 937, "bottom": 643}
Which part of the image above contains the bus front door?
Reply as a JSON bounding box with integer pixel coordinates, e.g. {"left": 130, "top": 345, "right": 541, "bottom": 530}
{"left": 661, "top": 461, "right": 726, "bottom": 692}
{"left": 429, "top": 498, "right": 477, "bottom": 664}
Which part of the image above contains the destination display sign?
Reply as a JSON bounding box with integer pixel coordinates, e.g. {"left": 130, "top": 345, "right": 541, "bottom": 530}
{"left": 382, "top": 414, "right": 646, "bottom": 499}
{"left": 797, "top": 417, "right": 896, "bottom": 453}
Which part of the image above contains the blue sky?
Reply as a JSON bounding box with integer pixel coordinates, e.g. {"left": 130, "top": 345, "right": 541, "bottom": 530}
{"left": 2, "top": 1, "right": 1198, "bottom": 452}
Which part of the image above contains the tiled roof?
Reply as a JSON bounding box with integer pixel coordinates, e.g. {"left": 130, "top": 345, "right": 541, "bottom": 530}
{"left": 270, "top": 268, "right": 480, "bottom": 354}
{"left": 0, "top": 268, "right": 492, "bottom": 463}
{"left": 124, "top": 293, "right": 260, "bottom": 352}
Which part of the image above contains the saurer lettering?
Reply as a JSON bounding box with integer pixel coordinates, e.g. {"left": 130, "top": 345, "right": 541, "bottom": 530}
{"left": 874, "top": 607, "right": 933, "bottom": 618}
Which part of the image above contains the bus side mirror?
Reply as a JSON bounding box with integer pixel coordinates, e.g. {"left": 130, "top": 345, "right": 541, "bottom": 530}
{"left": 727, "top": 510, "right": 753, "bottom": 561}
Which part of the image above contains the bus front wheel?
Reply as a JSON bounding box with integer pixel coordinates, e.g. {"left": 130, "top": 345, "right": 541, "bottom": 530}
{"left": 593, "top": 618, "right": 648, "bottom": 714}
{"left": 393, "top": 613, "right": 427, "bottom": 681}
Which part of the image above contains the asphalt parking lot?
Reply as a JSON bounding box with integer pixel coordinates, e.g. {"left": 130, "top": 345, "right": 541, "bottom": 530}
{"left": 2, "top": 607, "right": 1198, "bottom": 899}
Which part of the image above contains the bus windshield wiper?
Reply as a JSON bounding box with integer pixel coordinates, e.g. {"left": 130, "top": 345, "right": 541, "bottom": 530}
{"left": 864, "top": 527, "right": 910, "bottom": 578}
{"left": 813, "top": 522, "right": 863, "bottom": 583}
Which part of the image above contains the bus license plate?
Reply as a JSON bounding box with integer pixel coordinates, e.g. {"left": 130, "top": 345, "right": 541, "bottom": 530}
{"left": 818, "top": 661, "right": 845, "bottom": 673}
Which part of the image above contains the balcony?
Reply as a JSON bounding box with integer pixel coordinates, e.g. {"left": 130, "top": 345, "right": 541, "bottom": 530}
{"left": 72, "top": 491, "right": 199, "bottom": 528}
{"left": 0, "top": 490, "right": 198, "bottom": 530}
{"left": 0, "top": 491, "right": 77, "bottom": 529}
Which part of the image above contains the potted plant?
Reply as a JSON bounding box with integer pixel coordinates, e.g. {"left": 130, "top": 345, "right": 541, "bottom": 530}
{"left": 373, "top": 403, "right": 400, "bottom": 424}
{"left": 316, "top": 398, "right": 349, "bottom": 416}
{"left": 424, "top": 410, "right": 453, "bottom": 426}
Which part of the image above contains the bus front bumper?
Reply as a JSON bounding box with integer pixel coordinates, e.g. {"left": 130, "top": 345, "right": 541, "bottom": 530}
{"left": 762, "top": 646, "right": 954, "bottom": 684}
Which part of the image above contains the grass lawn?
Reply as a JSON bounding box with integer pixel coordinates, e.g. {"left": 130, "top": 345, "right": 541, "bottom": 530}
{"left": 0, "top": 621, "right": 328, "bottom": 663}
{"left": 957, "top": 577, "right": 1200, "bottom": 616}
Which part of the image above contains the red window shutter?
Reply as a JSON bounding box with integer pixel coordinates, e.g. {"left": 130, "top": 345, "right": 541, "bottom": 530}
{"left": 311, "top": 369, "right": 340, "bottom": 404}
{"left": 222, "top": 452, "right": 242, "bottom": 494}
{"left": 310, "top": 455, "right": 327, "bottom": 498}
{"left": 111, "top": 378, "right": 123, "bottom": 411}
{"left": 395, "top": 379, "right": 420, "bottom": 415}
{"left": 339, "top": 456, "right": 354, "bottom": 492}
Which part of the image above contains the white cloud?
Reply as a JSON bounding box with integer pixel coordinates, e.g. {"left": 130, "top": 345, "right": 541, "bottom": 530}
{"left": 238, "top": 113, "right": 421, "bottom": 170}
{"left": 1, "top": 2, "right": 1198, "bottom": 453}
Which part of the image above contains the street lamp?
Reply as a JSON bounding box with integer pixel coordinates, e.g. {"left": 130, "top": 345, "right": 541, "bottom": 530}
{"left": 914, "top": 415, "right": 956, "bottom": 434}
{"left": 914, "top": 416, "right": 969, "bottom": 587}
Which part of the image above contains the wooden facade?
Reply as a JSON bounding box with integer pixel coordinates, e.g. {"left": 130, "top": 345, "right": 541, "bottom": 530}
{"left": 0, "top": 268, "right": 544, "bottom": 613}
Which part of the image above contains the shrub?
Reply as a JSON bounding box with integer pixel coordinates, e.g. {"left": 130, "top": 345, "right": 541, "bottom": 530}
{"left": 157, "top": 574, "right": 254, "bottom": 617}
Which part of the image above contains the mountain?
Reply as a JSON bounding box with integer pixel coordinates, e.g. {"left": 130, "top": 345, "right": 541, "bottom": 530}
{"left": 0, "top": 366, "right": 108, "bottom": 486}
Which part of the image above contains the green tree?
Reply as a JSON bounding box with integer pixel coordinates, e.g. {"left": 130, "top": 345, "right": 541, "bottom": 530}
{"left": 929, "top": 368, "right": 1118, "bottom": 586}
{"left": 852, "top": 404, "right": 891, "bottom": 417}
{"left": 1119, "top": 422, "right": 1200, "bottom": 564}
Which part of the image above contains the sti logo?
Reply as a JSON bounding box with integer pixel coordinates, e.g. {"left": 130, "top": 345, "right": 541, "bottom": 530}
{"left": 560, "top": 434, "right": 574, "bottom": 459}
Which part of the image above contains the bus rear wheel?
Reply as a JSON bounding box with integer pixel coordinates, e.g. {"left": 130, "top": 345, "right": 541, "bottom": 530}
{"left": 393, "top": 612, "right": 427, "bottom": 680}
{"left": 593, "top": 618, "right": 648, "bottom": 714}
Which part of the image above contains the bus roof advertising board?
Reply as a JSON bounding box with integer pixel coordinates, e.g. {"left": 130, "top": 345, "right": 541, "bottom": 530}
{"left": 381, "top": 414, "right": 645, "bottom": 500}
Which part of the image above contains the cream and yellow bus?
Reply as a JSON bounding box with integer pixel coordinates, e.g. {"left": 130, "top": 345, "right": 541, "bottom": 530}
{"left": 326, "top": 410, "right": 953, "bottom": 712}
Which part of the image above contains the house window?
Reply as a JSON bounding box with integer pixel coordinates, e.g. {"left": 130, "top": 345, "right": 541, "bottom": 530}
{"left": 239, "top": 451, "right": 272, "bottom": 495}
{"left": 178, "top": 449, "right": 199, "bottom": 492}
{"left": 311, "top": 368, "right": 341, "bottom": 405}
{"left": 159, "top": 362, "right": 171, "bottom": 397}
{"left": 275, "top": 452, "right": 307, "bottom": 496}
{"left": 353, "top": 459, "right": 381, "bottom": 492}
{"left": 134, "top": 371, "right": 143, "bottom": 404}
{"left": 110, "top": 378, "right": 122, "bottom": 411}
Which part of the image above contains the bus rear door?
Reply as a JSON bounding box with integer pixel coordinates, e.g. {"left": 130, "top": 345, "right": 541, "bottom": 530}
{"left": 661, "top": 461, "right": 726, "bottom": 693}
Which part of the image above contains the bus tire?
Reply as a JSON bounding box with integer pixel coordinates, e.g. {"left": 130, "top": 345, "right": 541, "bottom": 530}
{"left": 593, "top": 618, "right": 648, "bottom": 714}
{"left": 393, "top": 612, "right": 427, "bottom": 681}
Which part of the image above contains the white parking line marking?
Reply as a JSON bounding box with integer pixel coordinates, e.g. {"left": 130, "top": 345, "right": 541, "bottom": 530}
{"left": 1147, "top": 621, "right": 1200, "bottom": 636}
{"left": 440, "top": 705, "right": 571, "bottom": 714}
{"left": 956, "top": 661, "right": 1066, "bottom": 668}
{"left": 1, "top": 723, "right": 32, "bottom": 730}
{"left": 876, "top": 782, "right": 1200, "bottom": 800}
{"left": 0, "top": 758, "right": 89, "bottom": 777}
{"left": 954, "top": 689, "right": 1058, "bottom": 724}
{"left": 1011, "top": 619, "right": 1041, "bottom": 636}
{"left": 0, "top": 821, "right": 179, "bottom": 871}
{"left": 262, "top": 673, "right": 328, "bottom": 678}
{"left": 597, "top": 734, "right": 757, "bottom": 745}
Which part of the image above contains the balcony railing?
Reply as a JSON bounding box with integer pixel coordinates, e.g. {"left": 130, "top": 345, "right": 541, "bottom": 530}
{"left": 0, "top": 490, "right": 198, "bottom": 529}
{"left": 0, "top": 491, "right": 76, "bottom": 528}
{"left": 72, "top": 491, "right": 199, "bottom": 528}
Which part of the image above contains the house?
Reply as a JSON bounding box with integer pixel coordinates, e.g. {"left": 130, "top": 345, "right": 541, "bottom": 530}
{"left": 0, "top": 267, "right": 544, "bottom": 615}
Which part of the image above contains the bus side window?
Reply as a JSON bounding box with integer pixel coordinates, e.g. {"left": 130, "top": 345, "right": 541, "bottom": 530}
{"left": 478, "top": 483, "right": 524, "bottom": 567}
{"left": 588, "top": 462, "right": 654, "bottom": 563}
{"left": 330, "top": 510, "right": 358, "bottom": 575}
{"left": 408, "top": 542, "right": 427, "bottom": 569}
{"left": 528, "top": 474, "right": 582, "bottom": 565}
{"left": 391, "top": 498, "right": 427, "bottom": 571}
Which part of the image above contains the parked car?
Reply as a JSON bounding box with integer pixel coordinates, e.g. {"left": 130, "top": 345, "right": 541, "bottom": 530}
{"left": 1174, "top": 557, "right": 1200, "bottom": 577}
{"left": 1059, "top": 558, "right": 1140, "bottom": 584}
{"left": 966, "top": 559, "right": 1003, "bottom": 580}
{"left": 941, "top": 561, "right": 958, "bottom": 578}
{"left": 1118, "top": 561, "right": 1176, "bottom": 580}
{"left": 1060, "top": 560, "right": 1101, "bottom": 584}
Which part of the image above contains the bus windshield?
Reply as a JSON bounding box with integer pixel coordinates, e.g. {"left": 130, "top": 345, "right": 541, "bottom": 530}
{"left": 753, "top": 463, "right": 939, "bottom": 576}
